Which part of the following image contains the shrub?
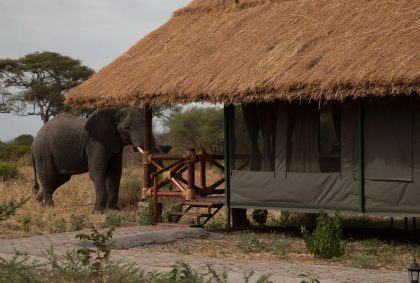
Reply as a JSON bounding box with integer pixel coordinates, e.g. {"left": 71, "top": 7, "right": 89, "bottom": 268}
{"left": 207, "top": 218, "right": 224, "bottom": 230}
{"left": 347, "top": 256, "right": 379, "bottom": 269}
{"left": 51, "top": 217, "right": 67, "bottom": 233}
{"left": 138, "top": 208, "right": 154, "bottom": 226}
{"left": 76, "top": 227, "right": 114, "bottom": 278}
{"left": 70, "top": 214, "right": 86, "bottom": 231}
{"left": 18, "top": 215, "right": 32, "bottom": 232}
{"left": 0, "top": 135, "right": 33, "bottom": 161}
{"left": 252, "top": 209, "right": 268, "bottom": 227}
{"left": 102, "top": 212, "right": 128, "bottom": 228}
{"left": 301, "top": 211, "right": 344, "bottom": 259}
{"left": 237, "top": 234, "right": 267, "bottom": 253}
{"left": 0, "top": 198, "right": 28, "bottom": 221}
{"left": 0, "top": 162, "right": 19, "bottom": 180}
{"left": 270, "top": 238, "right": 289, "bottom": 258}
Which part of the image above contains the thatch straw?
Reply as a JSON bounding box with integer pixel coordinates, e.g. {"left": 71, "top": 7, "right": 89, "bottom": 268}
{"left": 66, "top": 0, "right": 420, "bottom": 108}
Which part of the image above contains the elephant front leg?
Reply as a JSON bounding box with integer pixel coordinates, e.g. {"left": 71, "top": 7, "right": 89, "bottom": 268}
{"left": 89, "top": 171, "right": 108, "bottom": 213}
{"left": 106, "top": 156, "right": 122, "bottom": 210}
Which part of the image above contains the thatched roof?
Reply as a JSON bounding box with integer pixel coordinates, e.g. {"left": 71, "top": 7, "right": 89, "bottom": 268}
{"left": 66, "top": 0, "right": 420, "bottom": 107}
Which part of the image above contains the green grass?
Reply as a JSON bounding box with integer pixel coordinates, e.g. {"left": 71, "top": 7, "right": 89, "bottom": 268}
{"left": 346, "top": 256, "right": 380, "bottom": 270}
{"left": 101, "top": 212, "right": 130, "bottom": 228}
{"left": 237, "top": 234, "right": 267, "bottom": 253}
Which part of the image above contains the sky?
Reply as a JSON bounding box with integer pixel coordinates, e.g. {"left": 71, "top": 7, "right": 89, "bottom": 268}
{"left": 0, "top": 0, "right": 190, "bottom": 141}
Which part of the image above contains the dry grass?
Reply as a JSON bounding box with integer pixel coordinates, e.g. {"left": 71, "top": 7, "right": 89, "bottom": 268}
{"left": 66, "top": 0, "right": 420, "bottom": 108}
{"left": 0, "top": 164, "right": 146, "bottom": 239}
{"left": 1, "top": 157, "right": 418, "bottom": 272}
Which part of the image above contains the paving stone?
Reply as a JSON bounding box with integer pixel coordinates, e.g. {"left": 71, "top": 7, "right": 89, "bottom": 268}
{"left": 0, "top": 226, "right": 408, "bottom": 283}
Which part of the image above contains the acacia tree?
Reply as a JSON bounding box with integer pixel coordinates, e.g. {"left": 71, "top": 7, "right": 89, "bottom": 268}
{"left": 160, "top": 107, "right": 224, "bottom": 152}
{"left": 0, "top": 83, "right": 11, "bottom": 113}
{"left": 0, "top": 51, "right": 94, "bottom": 123}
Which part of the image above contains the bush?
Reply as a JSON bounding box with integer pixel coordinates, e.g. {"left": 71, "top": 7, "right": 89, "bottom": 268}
{"left": 102, "top": 212, "right": 129, "bottom": 228}
{"left": 301, "top": 211, "right": 344, "bottom": 259}
{"left": 50, "top": 218, "right": 67, "bottom": 233}
{"left": 0, "top": 162, "right": 19, "bottom": 180}
{"left": 237, "top": 234, "right": 267, "bottom": 253}
{"left": 70, "top": 214, "right": 86, "bottom": 231}
{"left": 0, "top": 135, "right": 33, "bottom": 161}
{"left": 0, "top": 198, "right": 28, "bottom": 221}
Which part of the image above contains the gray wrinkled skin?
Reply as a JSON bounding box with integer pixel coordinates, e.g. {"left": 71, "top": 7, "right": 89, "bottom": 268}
{"left": 31, "top": 108, "right": 156, "bottom": 212}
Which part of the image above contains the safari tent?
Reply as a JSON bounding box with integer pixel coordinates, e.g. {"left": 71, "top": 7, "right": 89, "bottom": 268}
{"left": 66, "top": 0, "right": 420, "bottom": 219}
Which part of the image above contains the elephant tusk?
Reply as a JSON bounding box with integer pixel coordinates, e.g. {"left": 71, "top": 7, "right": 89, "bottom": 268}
{"left": 136, "top": 146, "right": 144, "bottom": 154}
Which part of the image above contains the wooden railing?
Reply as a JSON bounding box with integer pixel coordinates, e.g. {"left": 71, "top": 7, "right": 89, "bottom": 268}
{"left": 140, "top": 148, "right": 225, "bottom": 224}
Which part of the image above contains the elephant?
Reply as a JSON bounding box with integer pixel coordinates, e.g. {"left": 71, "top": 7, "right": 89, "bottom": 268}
{"left": 31, "top": 108, "right": 163, "bottom": 212}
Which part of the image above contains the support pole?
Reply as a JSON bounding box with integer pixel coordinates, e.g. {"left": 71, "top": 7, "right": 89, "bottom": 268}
{"left": 358, "top": 100, "right": 365, "bottom": 213}
{"left": 199, "top": 148, "right": 207, "bottom": 190}
{"left": 186, "top": 148, "right": 196, "bottom": 201}
{"left": 143, "top": 105, "right": 153, "bottom": 198}
{"left": 224, "top": 105, "right": 232, "bottom": 231}
{"left": 153, "top": 175, "right": 158, "bottom": 225}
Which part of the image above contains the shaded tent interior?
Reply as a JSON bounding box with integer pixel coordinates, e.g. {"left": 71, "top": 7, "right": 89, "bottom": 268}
{"left": 65, "top": 0, "right": 420, "bottom": 222}
{"left": 229, "top": 96, "right": 420, "bottom": 215}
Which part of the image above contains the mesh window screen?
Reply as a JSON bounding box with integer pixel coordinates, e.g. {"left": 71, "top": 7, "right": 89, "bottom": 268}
{"left": 287, "top": 101, "right": 341, "bottom": 173}
{"left": 232, "top": 103, "right": 277, "bottom": 171}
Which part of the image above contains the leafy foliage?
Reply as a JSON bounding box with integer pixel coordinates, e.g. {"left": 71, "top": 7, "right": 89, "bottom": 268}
{"left": 75, "top": 227, "right": 114, "bottom": 278}
{"left": 237, "top": 234, "right": 267, "bottom": 253}
{"left": 301, "top": 211, "right": 344, "bottom": 259}
{"left": 69, "top": 214, "right": 87, "bottom": 231}
{"left": 161, "top": 107, "right": 224, "bottom": 152}
{"left": 0, "top": 162, "right": 18, "bottom": 180}
{"left": 0, "top": 198, "right": 28, "bottom": 221}
{"left": 102, "top": 212, "right": 129, "bottom": 228}
{"left": 0, "top": 51, "right": 94, "bottom": 123}
{"left": 0, "top": 251, "right": 44, "bottom": 283}
{"left": 0, "top": 134, "right": 33, "bottom": 161}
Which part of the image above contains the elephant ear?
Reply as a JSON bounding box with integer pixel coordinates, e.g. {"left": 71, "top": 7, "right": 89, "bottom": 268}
{"left": 85, "top": 108, "right": 121, "bottom": 153}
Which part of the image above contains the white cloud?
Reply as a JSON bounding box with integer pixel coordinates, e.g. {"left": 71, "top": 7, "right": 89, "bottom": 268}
{"left": 0, "top": 0, "right": 190, "bottom": 141}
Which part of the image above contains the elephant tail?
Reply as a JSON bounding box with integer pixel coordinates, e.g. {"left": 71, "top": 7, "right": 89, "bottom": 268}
{"left": 32, "top": 153, "right": 39, "bottom": 194}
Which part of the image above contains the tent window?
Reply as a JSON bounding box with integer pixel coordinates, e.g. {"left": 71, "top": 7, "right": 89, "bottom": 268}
{"left": 232, "top": 103, "right": 277, "bottom": 172}
{"left": 287, "top": 102, "right": 341, "bottom": 173}
{"left": 364, "top": 96, "right": 413, "bottom": 182}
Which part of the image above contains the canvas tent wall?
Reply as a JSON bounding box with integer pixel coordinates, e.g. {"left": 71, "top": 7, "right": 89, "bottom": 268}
{"left": 229, "top": 96, "right": 420, "bottom": 215}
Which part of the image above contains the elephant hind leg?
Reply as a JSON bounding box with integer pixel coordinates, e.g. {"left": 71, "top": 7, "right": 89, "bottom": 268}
{"left": 38, "top": 174, "right": 70, "bottom": 206}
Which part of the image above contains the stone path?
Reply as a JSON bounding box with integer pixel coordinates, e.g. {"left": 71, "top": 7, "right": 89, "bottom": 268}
{"left": 0, "top": 225, "right": 407, "bottom": 283}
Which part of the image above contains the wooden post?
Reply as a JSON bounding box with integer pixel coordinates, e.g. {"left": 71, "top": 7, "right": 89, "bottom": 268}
{"left": 186, "top": 148, "right": 196, "bottom": 201}
{"left": 224, "top": 105, "right": 232, "bottom": 231}
{"left": 143, "top": 105, "right": 153, "bottom": 198}
{"left": 153, "top": 175, "right": 158, "bottom": 225}
{"left": 199, "top": 148, "right": 207, "bottom": 190}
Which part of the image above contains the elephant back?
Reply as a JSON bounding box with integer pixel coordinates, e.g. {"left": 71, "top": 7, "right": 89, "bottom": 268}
{"left": 32, "top": 114, "right": 89, "bottom": 174}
